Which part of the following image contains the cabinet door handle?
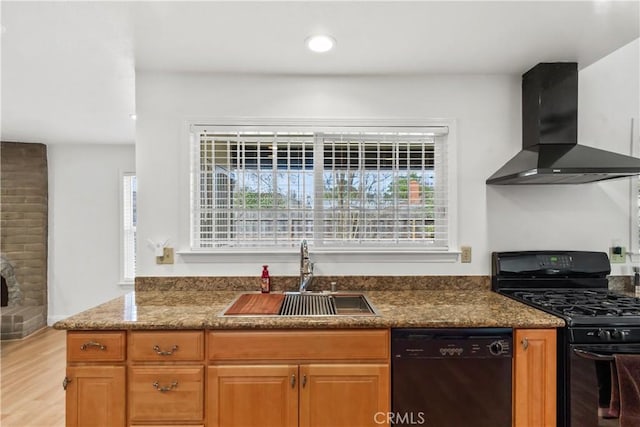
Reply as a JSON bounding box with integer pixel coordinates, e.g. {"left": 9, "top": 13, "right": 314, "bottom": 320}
{"left": 80, "top": 341, "right": 106, "bottom": 351}
{"left": 152, "top": 380, "right": 178, "bottom": 392}
{"left": 302, "top": 374, "right": 307, "bottom": 388}
{"left": 290, "top": 374, "right": 296, "bottom": 388}
{"left": 153, "top": 344, "right": 178, "bottom": 356}
{"left": 62, "top": 376, "right": 71, "bottom": 390}
{"left": 521, "top": 338, "right": 529, "bottom": 350}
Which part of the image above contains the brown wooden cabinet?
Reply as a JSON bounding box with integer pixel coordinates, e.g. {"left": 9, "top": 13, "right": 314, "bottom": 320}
{"left": 65, "top": 331, "right": 126, "bottom": 427}
{"left": 63, "top": 327, "right": 555, "bottom": 427}
{"left": 129, "top": 365, "right": 204, "bottom": 423}
{"left": 208, "top": 364, "right": 299, "bottom": 427}
{"left": 299, "top": 363, "right": 390, "bottom": 427}
{"left": 207, "top": 363, "right": 389, "bottom": 427}
{"left": 65, "top": 366, "right": 126, "bottom": 427}
{"left": 513, "top": 328, "right": 557, "bottom": 427}
{"left": 129, "top": 330, "right": 204, "bottom": 362}
{"left": 128, "top": 330, "right": 205, "bottom": 425}
{"left": 208, "top": 329, "right": 390, "bottom": 427}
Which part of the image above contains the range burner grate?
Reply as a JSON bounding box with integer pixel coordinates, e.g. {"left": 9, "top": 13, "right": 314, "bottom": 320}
{"left": 508, "top": 289, "right": 640, "bottom": 319}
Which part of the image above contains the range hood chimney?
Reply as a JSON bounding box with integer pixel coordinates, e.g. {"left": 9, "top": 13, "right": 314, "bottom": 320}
{"left": 486, "top": 62, "right": 640, "bottom": 185}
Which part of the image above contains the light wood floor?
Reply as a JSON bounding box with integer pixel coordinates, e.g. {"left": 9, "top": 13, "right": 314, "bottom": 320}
{"left": 1, "top": 327, "right": 66, "bottom": 427}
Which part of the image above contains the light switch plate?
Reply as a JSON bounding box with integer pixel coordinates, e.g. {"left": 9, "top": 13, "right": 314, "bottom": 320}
{"left": 460, "top": 246, "right": 472, "bottom": 263}
{"left": 156, "top": 247, "right": 174, "bottom": 264}
{"left": 610, "top": 246, "right": 626, "bottom": 263}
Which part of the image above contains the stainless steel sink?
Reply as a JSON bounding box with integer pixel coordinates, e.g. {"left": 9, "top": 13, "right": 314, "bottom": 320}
{"left": 279, "top": 292, "right": 378, "bottom": 316}
{"left": 332, "top": 294, "right": 377, "bottom": 315}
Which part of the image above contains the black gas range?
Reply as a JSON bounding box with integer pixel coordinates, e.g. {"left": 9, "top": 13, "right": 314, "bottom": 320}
{"left": 503, "top": 289, "right": 640, "bottom": 326}
{"left": 492, "top": 251, "right": 640, "bottom": 427}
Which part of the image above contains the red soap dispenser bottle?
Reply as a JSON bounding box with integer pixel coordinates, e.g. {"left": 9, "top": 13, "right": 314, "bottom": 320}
{"left": 261, "top": 265, "right": 271, "bottom": 293}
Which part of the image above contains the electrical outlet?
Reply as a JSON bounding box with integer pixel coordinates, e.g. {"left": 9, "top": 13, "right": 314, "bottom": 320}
{"left": 610, "top": 246, "right": 626, "bottom": 264}
{"left": 156, "top": 247, "right": 174, "bottom": 264}
{"left": 460, "top": 246, "right": 472, "bottom": 263}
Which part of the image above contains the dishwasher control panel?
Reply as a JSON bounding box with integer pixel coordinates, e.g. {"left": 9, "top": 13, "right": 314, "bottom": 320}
{"left": 392, "top": 328, "right": 513, "bottom": 359}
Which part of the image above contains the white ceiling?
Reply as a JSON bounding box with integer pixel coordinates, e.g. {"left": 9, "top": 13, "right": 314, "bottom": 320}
{"left": 1, "top": 1, "right": 639, "bottom": 145}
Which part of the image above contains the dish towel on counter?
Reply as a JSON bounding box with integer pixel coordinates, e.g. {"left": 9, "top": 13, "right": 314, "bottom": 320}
{"left": 614, "top": 354, "right": 640, "bottom": 427}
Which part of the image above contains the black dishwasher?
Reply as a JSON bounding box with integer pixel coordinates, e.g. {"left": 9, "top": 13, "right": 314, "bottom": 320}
{"left": 392, "top": 328, "right": 513, "bottom": 427}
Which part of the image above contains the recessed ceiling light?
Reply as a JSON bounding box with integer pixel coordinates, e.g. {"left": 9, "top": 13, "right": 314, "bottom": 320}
{"left": 129, "top": 114, "right": 137, "bottom": 120}
{"left": 306, "top": 35, "right": 335, "bottom": 53}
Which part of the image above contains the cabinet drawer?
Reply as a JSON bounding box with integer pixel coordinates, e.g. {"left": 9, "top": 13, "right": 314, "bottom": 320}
{"left": 129, "top": 366, "right": 204, "bottom": 423}
{"left": 209, "top": 329, "right": 389, "bottom": 361}
{"left": 67, "top": 331, "right": 126, "bottom": 362}
{"left": 130, "top": 331, "right": 204, "bottom": 361}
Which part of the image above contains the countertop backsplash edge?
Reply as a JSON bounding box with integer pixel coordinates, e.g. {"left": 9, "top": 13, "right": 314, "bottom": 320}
{"left": 134, "top": 275, "right": 492, "bottom": 292}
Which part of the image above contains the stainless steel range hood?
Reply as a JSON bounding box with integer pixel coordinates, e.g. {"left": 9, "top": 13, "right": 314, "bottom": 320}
{"left": 486, "top": 62, "right": 640, "bottom": 185}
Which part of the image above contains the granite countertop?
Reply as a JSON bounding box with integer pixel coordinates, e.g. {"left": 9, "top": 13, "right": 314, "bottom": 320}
{"left": 53, "top": 289, "right": 564, "bottom": 330}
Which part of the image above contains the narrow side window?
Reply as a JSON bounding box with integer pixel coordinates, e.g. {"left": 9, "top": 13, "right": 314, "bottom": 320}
{"left": 122, "top": 173, "right": 137, "bottom": 282}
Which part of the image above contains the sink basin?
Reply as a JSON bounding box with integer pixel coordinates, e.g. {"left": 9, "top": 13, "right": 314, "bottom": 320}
{"left": 279, "top": 292, "right": 378, "bottom": 316}
{"left": 332, "top": 294, "right": 377, "bottom": 315}
{"left": 222, "top": 292, "right": 378, "bottom": 317}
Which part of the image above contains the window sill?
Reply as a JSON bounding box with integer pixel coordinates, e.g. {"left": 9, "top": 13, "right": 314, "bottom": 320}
{"left": 118, "top": 280, "right": 135, "bottom": 290}
{"left": 629, "top": 252, "right": 640, "bottom": 264}
{"left": 177, "top": 249, "right": 460, "bottom": 263}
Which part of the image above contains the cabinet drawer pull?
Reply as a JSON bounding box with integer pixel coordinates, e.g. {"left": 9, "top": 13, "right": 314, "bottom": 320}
{"left": 521, "top": 338, "right": 529, "bottom": 350}
{"left": 302, "top": 374, "right": 307, "bottom": 388}
{"left": 62, "top": 376, "right": 71, "bottom": 390}
{"left": 153, "top": 344, "right": 178, "bottom": 356}
{"left": 152, "top": 380, "right": 178, "bottom": 392}
{"left": 290, "top": 374, "right": 296, "bottom": 388}
{"left": 80, "top": 341, "right": 106, "bottom": 351}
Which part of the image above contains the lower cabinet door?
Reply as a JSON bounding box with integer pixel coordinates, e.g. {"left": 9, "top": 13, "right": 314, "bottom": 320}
{"left": 65, "top": 365, "right": 126, "bottom": 427}
{"left": 129, "top": 366, "right": 204, "bottom": 423}
{"left": 299, "top": 363, "right": 390, "bottom": 427}
{"left": 514, "top": 329, "right": 557, "bottom": 427}
{"left": 207, "top": 365, "right": 299, "bottom": 427}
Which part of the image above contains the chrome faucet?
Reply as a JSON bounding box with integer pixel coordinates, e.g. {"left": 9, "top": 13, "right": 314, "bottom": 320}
{"left": 299, "top": 239, "right": 314, "bottom": 292}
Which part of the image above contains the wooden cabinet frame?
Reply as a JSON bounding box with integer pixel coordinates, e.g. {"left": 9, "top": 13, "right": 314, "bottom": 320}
{"left": 513, "top": 328, "right": 557, "bottom": 427}
{"left": 64, "top": 327, "right": 556, "bottom": 427}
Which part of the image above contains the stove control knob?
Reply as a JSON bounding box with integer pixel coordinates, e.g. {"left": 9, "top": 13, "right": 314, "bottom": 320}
{"left": 489, "top": 341, "right": 504, "bottom": 356}
{"left": 611, "top": 330, "right": 628, "bottom": 340}
{"left": 597, "top": 329, "right": 611, "bottom": 341}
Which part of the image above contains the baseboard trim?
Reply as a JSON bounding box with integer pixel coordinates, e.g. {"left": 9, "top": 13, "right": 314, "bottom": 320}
{"left": 47, "top": 315, "right": 69, "bottom": 326}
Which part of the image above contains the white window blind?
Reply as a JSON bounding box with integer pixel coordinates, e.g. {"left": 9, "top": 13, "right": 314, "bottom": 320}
{"left": 122, "top": 174, "right": 137, "bottom": 281}
{"left": 191, "top": 125, "right": 449, "bottom": 250}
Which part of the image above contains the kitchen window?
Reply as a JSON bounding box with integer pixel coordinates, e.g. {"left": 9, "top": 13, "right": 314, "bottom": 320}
{"left": 122, "top": 173, "right": 136, "bottom": 282}
{"left": 190, "top": 123, "right": 454, "bottom": 253}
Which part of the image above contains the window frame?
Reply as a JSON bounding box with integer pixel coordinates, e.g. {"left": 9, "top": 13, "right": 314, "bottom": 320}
{"left": 120, "top": 172, "right": 136, "bottom": 284}
{"left": 632, "top": 170, "right": 640, "bottom": 264}
{"left": 633, "top": 176, "right": 639, "bottom": 262}
{"left": 631, "top": 118, "right": 640, "bottom": 263}
{"left": 179, "top": 118, "right": 459, "bottom": 263}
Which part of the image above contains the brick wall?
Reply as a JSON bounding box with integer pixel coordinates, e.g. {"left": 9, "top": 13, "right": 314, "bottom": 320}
{"left": 0, "top": 142, "right": 48, "bottom": 312}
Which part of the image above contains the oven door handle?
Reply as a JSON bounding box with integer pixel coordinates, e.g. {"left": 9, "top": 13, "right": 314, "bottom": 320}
{"left": 572, "top": 348, "right": 615, "bottom": 361}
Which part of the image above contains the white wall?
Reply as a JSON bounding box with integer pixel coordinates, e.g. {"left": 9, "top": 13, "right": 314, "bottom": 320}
{"left": 135, "top": 38, "right": 639, "bottom": 278}
{"left": 488, "top": 38, "right": 640, "bottom": 275}
{"left": 48, "top": 144, "right": 135, "bottom": 323}
{"left": 136, "top": 73, "right": 519, "bottom": 277}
